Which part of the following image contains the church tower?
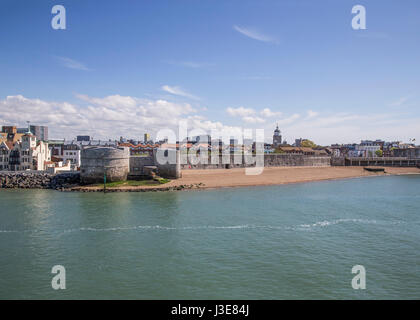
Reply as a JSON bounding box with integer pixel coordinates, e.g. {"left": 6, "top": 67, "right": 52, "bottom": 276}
{"left": 273, "top": 124, "right": 282, "bottom": 147}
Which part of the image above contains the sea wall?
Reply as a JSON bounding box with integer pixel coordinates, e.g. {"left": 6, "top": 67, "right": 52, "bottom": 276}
{"left": 154, "top": 149, "right": 181, "bottom": 179}
{"left": 331, "top": 157, "right": 345, "bottom": 166}
{"left": 128, "top": 152, "right": 329, "bottom": 177}
{"left": 129, "top": 150, "right": 181, "bottom": 179}
{"left": 129, "top": 156, "right": 155, "bottom": 175}
{"left": 180, "top": 154, "right": 331, "bottom": 169}
{"left": 344, "top": 157, "right": 420, "bottom": 167}
{"left": 264, "top": 154, "right": 331, "bottom": 167}
{"left": 0, "top": 172, "right": 80, "bottom": 189}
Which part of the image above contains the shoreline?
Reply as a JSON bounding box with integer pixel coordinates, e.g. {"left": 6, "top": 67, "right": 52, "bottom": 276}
{"left": 68, "top": 166, "right": 420, "bottom": 192}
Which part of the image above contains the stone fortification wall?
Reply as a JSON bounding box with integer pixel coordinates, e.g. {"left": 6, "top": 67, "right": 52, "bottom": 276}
{"left": 128, "top": 150, "right": 181, "bottom": 179}
{"left": 264, "top": 154, "right": 330, "bottom": 167}
{"left": 331, "top": 157, "right": 345, "bottom": 166}
{"left": 154, "top": 149, "right": 181, "bottom": 179}
{"left": 129, "top": 156, "right": 155, "bottom": 175}
{"left": 180, "top": 154, "right": 331, "bottom": 169}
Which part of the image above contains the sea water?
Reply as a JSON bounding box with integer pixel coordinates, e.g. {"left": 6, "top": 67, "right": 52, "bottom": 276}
{"left": 0, "top": 175, "right": 419, "bottom": 299}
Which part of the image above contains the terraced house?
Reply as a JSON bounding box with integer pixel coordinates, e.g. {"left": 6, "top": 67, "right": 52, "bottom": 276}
{"left": 0, "top": 131, "right": 51, "bottom": 171}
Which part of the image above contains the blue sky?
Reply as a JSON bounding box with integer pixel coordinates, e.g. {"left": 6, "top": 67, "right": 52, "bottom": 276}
{"left": 0, "top": 0, "right": 419, "bottom": 144}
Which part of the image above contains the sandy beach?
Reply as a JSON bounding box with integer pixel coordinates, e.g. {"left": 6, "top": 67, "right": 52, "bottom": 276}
{"left": 73, "top": 166, "right": 420, "bottom": 191}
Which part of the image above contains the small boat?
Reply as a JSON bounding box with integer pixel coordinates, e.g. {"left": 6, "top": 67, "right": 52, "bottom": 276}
{"left": 364, "top": 167, "right": 385, "bottom": 172}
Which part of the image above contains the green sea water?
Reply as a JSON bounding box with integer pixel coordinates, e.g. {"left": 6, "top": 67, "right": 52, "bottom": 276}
{"left": 0, "top": 175, "right": 419, "bottom": 299}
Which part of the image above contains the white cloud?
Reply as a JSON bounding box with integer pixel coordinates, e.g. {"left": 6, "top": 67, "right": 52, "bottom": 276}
{"left": 76, "top": 94, "right": 137, "bottom": 109}
{"left": 161, "top": 85, "right": 199, "bottom": 100}
{"left": 55, "top": 56, "right": 91, "bottom": 71}
{"left": 226, "top": 107, "right": 294, "bottom": 126}
{"left": 0, "top": 94, "right": 199, "bottom": 139}
{"left": 277, "top": 113, "right": 420, "bottom": 145}
{"left": 233, "top": 25, "right": 278, "bottom": 44}
{"left": 226, "top": 106, "right": 256, "bottom": 117}
{"left": 227, "top": 107, "right": 281, "bottom": 119}
{"left": 0, "top": 94, "right": 246, "bottom": 142}
{"left": 277, "top": 114, "right": 301, "bottom": 126}
{"left": 242, "top": 116, "right": 266, "bottom": 124}
{"left": 0, "top": 95, "right": 86, "bottom": 128}
{"left": 1, "top": 95, "right": 419, "bottom": 145}
{"left": 260, "top": 108, "right": 282, "bottom": 118}
{"left": 226, "top": 107, "right": 269, "bottom": 124}
{"left": 306, "top": 110, "right": 319, "bottom": 119}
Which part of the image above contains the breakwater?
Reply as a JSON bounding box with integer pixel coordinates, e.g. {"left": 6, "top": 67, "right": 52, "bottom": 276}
{"left": 0, "top": 172, "right": 80, "bottom": 189}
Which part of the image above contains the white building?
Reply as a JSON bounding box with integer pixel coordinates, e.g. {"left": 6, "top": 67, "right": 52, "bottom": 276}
{"left": 355, "top": 144, "right": 381, "bottom": 157}
{"left": 46, "top": 160, "right": 72, "bottom": 174}
{"left": 62, "top": 143, "right": 81, "bottom": 169}
{"left": 0, "top": 133, "right": 51, "bottom": 171}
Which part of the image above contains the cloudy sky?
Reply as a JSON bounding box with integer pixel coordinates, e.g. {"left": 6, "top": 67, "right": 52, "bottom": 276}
{"left": 0, "top": 0, "right": 419, "bottom": 145}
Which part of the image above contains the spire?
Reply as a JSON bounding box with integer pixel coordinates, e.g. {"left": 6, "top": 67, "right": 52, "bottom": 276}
{"left": 273, "top": 124, "right": 282, "bottom": 145}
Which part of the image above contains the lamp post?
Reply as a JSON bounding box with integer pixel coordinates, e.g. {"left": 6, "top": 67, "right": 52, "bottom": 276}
{"left": 103, "top": 165, "right": 113, "bottom": 193}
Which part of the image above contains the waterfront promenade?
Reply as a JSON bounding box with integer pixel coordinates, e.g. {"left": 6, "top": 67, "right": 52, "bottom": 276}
{"left": 73, "top": 166, "right": 420, "bottom": 191}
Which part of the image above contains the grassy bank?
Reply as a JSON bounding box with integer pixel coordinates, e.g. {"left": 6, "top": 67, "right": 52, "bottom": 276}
{"left": 92, "top": 178, "right": 170, "bottom": 188}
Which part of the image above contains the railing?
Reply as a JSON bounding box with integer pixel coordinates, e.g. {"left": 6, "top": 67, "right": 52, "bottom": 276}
{"left": 345, "top": 157, "right": 412, "bottom": 161}
{"left": 341, "top": 156, "right": 420, "bottom": 167}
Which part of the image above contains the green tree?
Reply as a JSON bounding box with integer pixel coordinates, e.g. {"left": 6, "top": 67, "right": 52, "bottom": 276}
{"left": 301, "top": 139, "right": 317, "bottom": 148}
{"left": 375, "top": 149, "right": 383, "bottom": 157}
{"left": 274, "top": 148, "right": 285, "bottom": 154}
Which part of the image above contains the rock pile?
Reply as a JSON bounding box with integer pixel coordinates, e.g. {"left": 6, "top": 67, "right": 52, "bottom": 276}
{"left": 69, "top": 182, "right": 205, "bottom": 192}
{"left": 0, "top": 172, "right": 80, "bottom": 190}
{"left": 50, "top": 172, "right": 81, "bottom": 190}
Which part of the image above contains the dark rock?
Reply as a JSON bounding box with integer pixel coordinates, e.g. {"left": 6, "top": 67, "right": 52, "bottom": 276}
{"left": 0, "top": 171, "right": 81, "bottom": 190}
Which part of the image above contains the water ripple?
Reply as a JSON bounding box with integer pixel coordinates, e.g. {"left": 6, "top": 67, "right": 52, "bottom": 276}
{"left": 0, "top": 218, "right": 403, "bottom": 235}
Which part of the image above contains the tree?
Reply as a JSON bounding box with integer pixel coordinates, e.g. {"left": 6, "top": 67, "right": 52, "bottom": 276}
{"left": 301, "top": 139, "right": 317, "bottom": 148}
{"left": 274, "top": 148, "right": 285, "bottom": 154}
{"left": 375, "top": 149, "right": 383, "bottom": 157}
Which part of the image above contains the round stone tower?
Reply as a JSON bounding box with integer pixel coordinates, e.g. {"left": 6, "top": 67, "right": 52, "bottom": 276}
{"left": 80, "top": 146, "right": 130, "bottom": 184}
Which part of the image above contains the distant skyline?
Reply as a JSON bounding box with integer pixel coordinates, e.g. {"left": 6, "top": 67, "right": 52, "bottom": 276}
{"left": 0, "top": 0, "right": 419, "bottom": 144}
